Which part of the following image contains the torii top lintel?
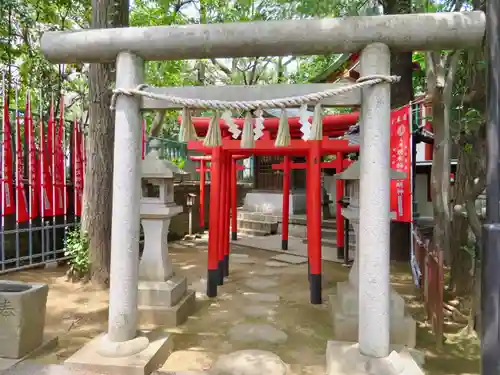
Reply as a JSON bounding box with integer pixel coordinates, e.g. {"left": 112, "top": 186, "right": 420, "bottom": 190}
{"left": 40, "top": 12, "right": 484, "bottom": 64}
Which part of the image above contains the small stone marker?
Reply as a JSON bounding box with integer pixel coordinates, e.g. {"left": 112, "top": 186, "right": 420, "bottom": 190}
{"left": 228, "top": 324, "right": 288, "bottom": 344}
{"left": 211, "top": 350, "right": 287, "bottom": 375}
{"left": 270, "top": 254, "right": 307, "bottom": 264}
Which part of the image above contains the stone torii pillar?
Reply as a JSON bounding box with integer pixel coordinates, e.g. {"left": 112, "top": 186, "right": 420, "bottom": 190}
{"left": 64, "top": 52, "right": 172, "bottom": 374}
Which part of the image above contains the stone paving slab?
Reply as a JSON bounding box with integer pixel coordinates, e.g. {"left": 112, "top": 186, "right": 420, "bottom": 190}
{"left": 270, "top": 254, "right": 308, "bottom": 264}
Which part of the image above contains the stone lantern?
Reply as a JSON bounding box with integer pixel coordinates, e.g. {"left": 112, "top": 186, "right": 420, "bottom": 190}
{"left": 137, "top": 144, "right": 195, "bottom": 327}
{"left": 331, "top": 160, "right": 416, "bottom": 348}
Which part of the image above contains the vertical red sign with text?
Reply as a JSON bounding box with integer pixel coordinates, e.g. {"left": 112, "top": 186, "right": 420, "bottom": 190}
{"left": 390, "top": 105, "right": 412, "bottom": 222}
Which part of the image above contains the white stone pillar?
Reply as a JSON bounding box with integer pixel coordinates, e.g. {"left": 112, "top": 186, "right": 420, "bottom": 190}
{"left": 106, "top": 52, "right": 146, "bottom": 347}
{"left": 358, "top": 43, "right": 391, "bottom": 358}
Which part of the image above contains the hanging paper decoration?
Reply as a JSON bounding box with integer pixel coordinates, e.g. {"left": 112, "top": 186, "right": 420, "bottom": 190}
{"left": 203, "top": 112, "right": 222, "bottom": 147}
{"left": 240, "top": 112, "right": 255, "bottom": 148}
{"left": 222, "top": 110, "right": 241, "bottom": 139}
{"left": 274, "top": 109, "right": 291, "bottom": 147}
{"left": 310, "top": 103, "right": 323, "bottom": 141}
{"left": 179, "top": 107, "right": 198, "bottom": 142}
{"left": 298, "top": 104, "right": 311, "bottom": 141}
{"left": 253, "top": 109, "right": 265, "bottom": 140}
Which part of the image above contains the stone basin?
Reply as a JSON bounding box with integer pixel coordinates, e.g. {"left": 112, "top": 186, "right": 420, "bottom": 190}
{"left": 0, "top": 280, "right": 48, "bottom": 359}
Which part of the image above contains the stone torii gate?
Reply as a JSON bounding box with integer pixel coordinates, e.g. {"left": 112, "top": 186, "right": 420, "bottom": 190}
{"left": 40, "top": 11, "right": 486, "bottom": 375}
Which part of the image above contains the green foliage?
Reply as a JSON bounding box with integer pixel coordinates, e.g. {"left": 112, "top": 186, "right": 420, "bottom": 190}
{"left": 169, "top": 156, "right": 186, "bottom": 169}
{"left": 64, "top": 226, "right": 90, "bottom": 277}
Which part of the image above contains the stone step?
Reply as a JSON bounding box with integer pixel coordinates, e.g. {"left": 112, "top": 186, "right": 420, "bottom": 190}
{"left": 238, "top": 227, "right": 271, "bottom": 236}
{"left": 236, "top": 211, "right": 279, "bottom": 223}
{"left": 302, "top": 237, "right": 356, "bottom": 248}
{"left": 237, "top": 219, "right": 278, "bottom": 234}
{"left": 321, "top": 227, "right": 355, "bottom": 239}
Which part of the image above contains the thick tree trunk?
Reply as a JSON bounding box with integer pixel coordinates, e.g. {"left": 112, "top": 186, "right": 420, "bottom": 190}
{"left": 81, "top": 0, "right": 129, "bottom": 288}
{"left": 384, "top": 0, "right": 414, "bottom": 261}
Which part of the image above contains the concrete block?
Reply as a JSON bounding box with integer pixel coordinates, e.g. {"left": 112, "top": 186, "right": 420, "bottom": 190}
{"left": 138, "top": 276, "right": 187, "bottom": 308}
{"left": 335, "top": 282, "right": 406, "bottom": 318}
{"left": 326, "top": 341, "right": 424, "bottom": 375}
{"left": 65, "top": 331, "right": 173, "bottom": 375}
{"left": 0, "top": 281, "right": 48, "bottom": 359}
{"left": 139, "top": 290, "right": 196, "bottom": 327}
{"left": 332, "top": 310, "right": 417, "bottom": 348}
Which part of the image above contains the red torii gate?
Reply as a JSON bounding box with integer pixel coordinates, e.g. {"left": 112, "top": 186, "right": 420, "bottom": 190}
{"left": 187, "top": 138, "right": 360, "bottom": 304}
{"left": 189, "top": 154, "right": 246, "bottom": 233}
{"left": 184, "top": 112, "right": 359, "bottom": 139}
{"left": 271, "top": 155, "right": 354, "bottom": 254}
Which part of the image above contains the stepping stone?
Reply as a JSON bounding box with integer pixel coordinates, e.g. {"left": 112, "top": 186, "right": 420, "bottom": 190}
{"left": 253, "top": 268, "right": 283, "bottom": 276}
{"left": 265, "top": 261, "right": 288, "bottom": 268}
{"left": 244, "top": 305, "right": 276, "bottom": 318}
{"left": 228, "top": 324, "right": 288, "bottom": 344}
{"left": 245, "top": 278, "right": 278, "bottom": 290}
{"left": 270, "top": 254, "right": 307, "bottom": 264}
{"left": 244, "top": 292, "right": 280, "bottom": 302}
{"left": 231, "top": 254, "right": 256, "bottom": 264}
{"left": 211, "top": 350, "right": 287, "bottom": 375}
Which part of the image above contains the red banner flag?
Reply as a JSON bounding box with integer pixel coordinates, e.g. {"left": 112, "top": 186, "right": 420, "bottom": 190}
{"left": 39, "top": 113, "right": 54, "bottom": 217}
{"left": 73, "top": 120, "right": 84, "bottom": 217}
{"left": 15, "top": 112, "right": 29, "bottom": 223}
{"left": 25, "top": 93, "right": 38, "bottom": 220}
{"left": 53, "top": 98, "right": 67, "bottom": 216}
{"left": 390, "top": 105, "right": 412, "bottom": 223}
{"left": 1, "top": 95, "right": 14, "bottom": 216}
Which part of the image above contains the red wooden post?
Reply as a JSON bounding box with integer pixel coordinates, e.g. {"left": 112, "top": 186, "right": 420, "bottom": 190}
{"left": 207, "top": 146, "right": 222, "bottom": 297}
{"left": 281, "top": 155, "right": 291, "bottom": 250}
{"left": 223, "top": 152, "right": 231, "bottom": 277}
{"left": 335, "top": 152, "right": 345, "bottom": 259}
{"left": 308, "top": 140, "right": 323, "bottom": 304}
{"left": 199, "top": 159, "right": 206, "bottom": 229}
{"left": 231, "top": 158, "right": 238, "bottom": 241}
{"left": 217, "top": 150, "right": 228, "bottom": 285}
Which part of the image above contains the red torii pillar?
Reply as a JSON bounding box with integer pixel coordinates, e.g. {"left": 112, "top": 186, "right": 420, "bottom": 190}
{"left": 188, "top": 138, "right": 359, "bottom": 303}
{"left": 335, "top": 151, "right": 346, "bottom": 260}
{"left": 190, "top": 155, "right": 245, "bottom": 233}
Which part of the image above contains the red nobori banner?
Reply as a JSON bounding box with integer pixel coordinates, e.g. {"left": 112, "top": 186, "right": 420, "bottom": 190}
{"left": 390, "top": 105, "right": 412, "bottom": 223}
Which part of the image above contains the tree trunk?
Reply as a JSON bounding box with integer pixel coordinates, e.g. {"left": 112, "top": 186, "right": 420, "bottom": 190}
{"left": 81, "top": 0, "right": 129, "bottom": 288}
{"left": 384, "top": 0, "right": 414, "bottom": 261}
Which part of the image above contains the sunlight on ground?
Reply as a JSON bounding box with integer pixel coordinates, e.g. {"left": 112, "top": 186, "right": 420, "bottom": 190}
{"left": 2, "top": 245, "right": 479, "bottom": 375}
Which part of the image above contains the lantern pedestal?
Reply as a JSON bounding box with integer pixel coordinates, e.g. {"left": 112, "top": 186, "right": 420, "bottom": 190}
{"left": 137, "top": 149, "right": 196, "bottom": 328}
{"left": 330, "top": 164, "right": 416, "bottom": 349}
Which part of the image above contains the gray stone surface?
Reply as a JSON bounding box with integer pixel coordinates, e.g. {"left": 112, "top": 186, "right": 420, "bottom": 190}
{"left": 264, "top": 261, "right": 288, "bottom": 268}
{"left": 243, "top": 292, "right": 280, "bottom": 302}
{"left": 325, "top": 341, "right": 424, "bottom": 375}
{"left": 244, "top": 305, "right": 276, "bottom": 318}
{"left": 0, "top": 281, "right": 49, "bottom": 359}
{"left": 228, "top": 324, "right": 288, "bottom": 344}
{"left": 211, "top": 350, "right": 287, "bottom": 375}
{"left": 270, "top": 254, "right": 307, "bottom": 264}
{"left": 65, "top": 331, "right": 173, "bottom": 375}
{"left": 231, "top": 255, "right": 256, "bottom": 265}
{"left": 2, "top": 362, "right": 104, "bottom": 375}
{"left": 253, "top": 269, "right": 283, "bottom": 276}
{"left": 244, "top": 278, "right": 278, "bottom": 290}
